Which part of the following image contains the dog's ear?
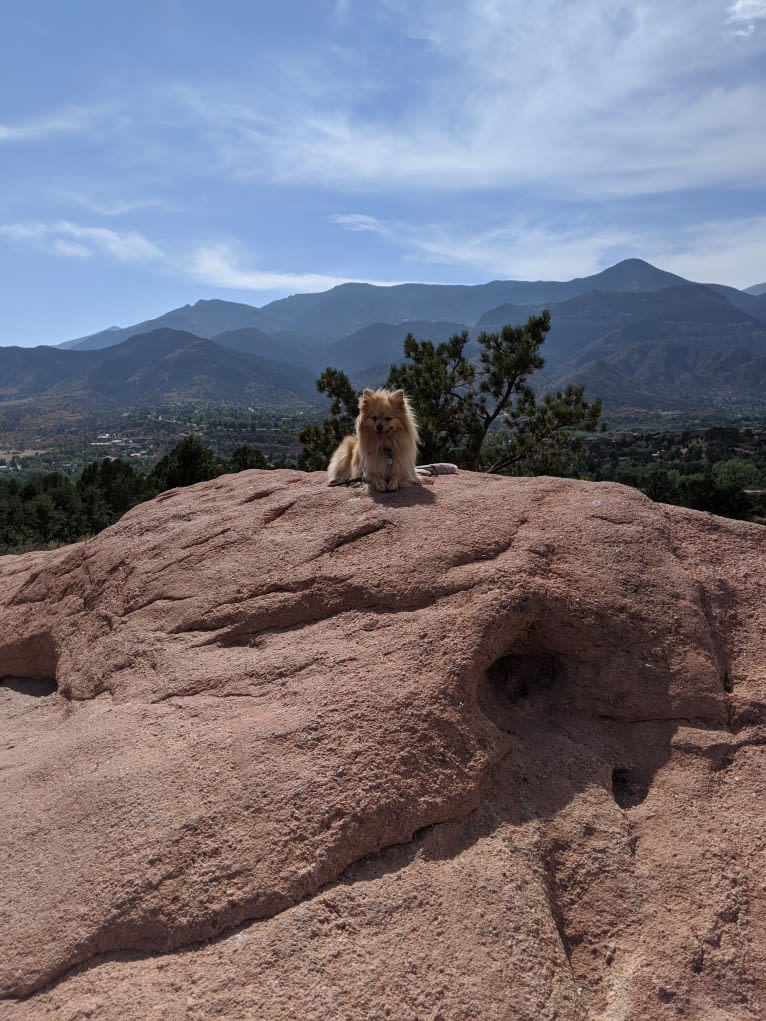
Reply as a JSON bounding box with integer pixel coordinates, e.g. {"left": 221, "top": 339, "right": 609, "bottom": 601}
{"left": 360, "top": 388, "right": 375, "bottom": 409}
{"left": 391, "top": 389, "right": 406, "bottom": 407}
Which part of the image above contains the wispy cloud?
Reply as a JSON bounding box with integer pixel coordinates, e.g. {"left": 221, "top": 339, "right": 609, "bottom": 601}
{"left": 164, "top": 0, "right": 765, "bottom": 201}
{"left": 50, "top": 240, "right": 92, "bottom": 259}
{"left": 6, "top": 4, "right": 764, "bottom": 203}
{"left": 329, "top": 214, "right": 394, "bottom": 239}
{"left": 63, "top": 192, "right": 181, "bottom": 217}
{"left": 184, "top": 242, "right": 401, "bottom": 293}
{"left": 0, "top": 221, "right": 163, "bottom": 262}
{"left": 0, "top": 219, "right": 401, "bottom": 294}
{"left": 649, "top": 214, "right": 766, "bottom": 286}
{"left": 8, "top": 209, "right": 760, "bottom": 294}
{"left": 330, "top": 206, "right": 766, "bottom": 289}
{"left": 0, "top": 106, "right": 104, "bottom": 143}
{"left": 726, "top": 0, "right": 766, "bottom": 34}
{"left": 333, "top": 211, "right": 634, "bottom": 281}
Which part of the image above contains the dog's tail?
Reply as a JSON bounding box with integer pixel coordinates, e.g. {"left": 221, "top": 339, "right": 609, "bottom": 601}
{"left": 415, "top": 463, "right": 459, "bottom": 476}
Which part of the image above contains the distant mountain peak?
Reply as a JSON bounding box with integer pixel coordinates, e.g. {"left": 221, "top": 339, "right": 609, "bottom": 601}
{"left": 576, "top": 258, "right": 688, "bottom": 292}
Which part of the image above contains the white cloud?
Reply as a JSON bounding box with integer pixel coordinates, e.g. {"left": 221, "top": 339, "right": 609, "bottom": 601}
{"left": 1, "top": 219, "right": 405, "bottom": 295}
{"left": 164, "top": 0, "right": 765, "bottom": 202}
{"left": 61, "top": 223, "right": 163, "bottom": 262}
{"left": 0, "top": 106, "right": 103, "bottom": 143}
{"left": 0, "top": 223, "right": 46, "bottom": 242}
{"left": 184, "top": 242, "right": 401, "bottom": 293}
{"left": 7, "top": 4, "right": 762, "bottom": 206}
{"left": 333, "top": 212, "right": 634, "bottom": 281}
{"left": 51, "top": 240, "right": 91, "bottom": 259}
{"left": 726, "top": 0, "right": 766, "bottom": 32}
{"left": 64, "top": 192, "right": 180, "bottom": 217}
{"left": 648, "top": 215, "right": 766, "bottom": 288}
{"left": 0, "top": 221, "right": 163, "bottom": 262}
{"left": 329, "top": 207, "right": 766, "bottom": 290}
{"left": 330, "top": 214, "right": 394, "bottom": 238}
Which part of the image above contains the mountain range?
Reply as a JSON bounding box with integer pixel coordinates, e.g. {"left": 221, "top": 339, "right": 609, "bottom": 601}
{"left": 3, "top": 259, "right": 766, "bottom": 417}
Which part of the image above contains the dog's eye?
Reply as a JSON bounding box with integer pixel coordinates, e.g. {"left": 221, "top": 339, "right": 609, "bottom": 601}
{"left": 385, "top": 416, "right": 393, "bottom": 421}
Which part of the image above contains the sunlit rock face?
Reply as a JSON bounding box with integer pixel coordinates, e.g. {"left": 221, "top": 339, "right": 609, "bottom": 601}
{"left": 1, "top": 469, "right": 764, "bottom": 1020}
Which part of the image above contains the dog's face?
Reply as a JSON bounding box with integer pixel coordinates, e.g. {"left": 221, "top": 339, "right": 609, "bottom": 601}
{"left": 358, "top": 388, "right": 408, "bottom": 445}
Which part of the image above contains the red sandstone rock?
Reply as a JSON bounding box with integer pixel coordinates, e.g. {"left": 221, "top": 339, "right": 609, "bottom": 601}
{"left": 0, "top": 470, "right": 764, "bottom": 1020}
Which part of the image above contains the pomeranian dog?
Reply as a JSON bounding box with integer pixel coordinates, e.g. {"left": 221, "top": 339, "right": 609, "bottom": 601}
{"left": 327, "top": 388, "right": 420, "bottom": 491}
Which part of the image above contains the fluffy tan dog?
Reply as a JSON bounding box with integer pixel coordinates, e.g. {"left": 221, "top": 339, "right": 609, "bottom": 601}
{"left": 327, "top": 388, "right": 420, "bottom": 491}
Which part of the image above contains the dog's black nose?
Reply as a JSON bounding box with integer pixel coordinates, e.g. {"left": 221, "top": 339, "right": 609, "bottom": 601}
{"left": 376, "top": 423, "right": 384, "bottom": 432}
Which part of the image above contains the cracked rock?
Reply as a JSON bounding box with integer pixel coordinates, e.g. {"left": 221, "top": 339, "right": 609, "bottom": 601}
{"left": 1, "top": 469, "right": 764, "bottom": 1020}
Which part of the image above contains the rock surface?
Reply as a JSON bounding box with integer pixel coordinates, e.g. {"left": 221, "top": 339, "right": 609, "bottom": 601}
{"left": 1, "top": 469, "right": 764, "bottom": 1020}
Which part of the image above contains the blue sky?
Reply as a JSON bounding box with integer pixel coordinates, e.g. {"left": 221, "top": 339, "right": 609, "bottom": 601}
{"left": 2, "top": 0, "right": 765, "bottom": 347}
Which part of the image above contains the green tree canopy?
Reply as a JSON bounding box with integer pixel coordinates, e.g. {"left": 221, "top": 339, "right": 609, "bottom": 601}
{"left": 148, "top": 434, "right": 224, "bottom": 490}
{"left": 0, "top": 437, "right": 274, "bottom": 555}
{"left": 711, "top": 458, "right": 761, "bottom": 490}
{"left": 229, "top": 445, "right": 268, "bottom": 471}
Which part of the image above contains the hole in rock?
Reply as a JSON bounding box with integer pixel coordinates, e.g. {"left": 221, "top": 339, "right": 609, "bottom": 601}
{"left": 1, "top": 632, "right": 58, "bottom": 692}
{"left": 1, "top": 676, "right": 58, "bottom": 698}
{"left": 611, "top": 767, "right": 648, "bottom": 810}
{"left": 711, "top": 748, "right": 735, "bottom": 773}
{"left": 485, "top": 652, "right": 560, "bottom": 704}
{"left": 479, "top": 652, "right": 561, "bottom": 730}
